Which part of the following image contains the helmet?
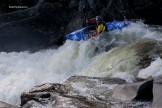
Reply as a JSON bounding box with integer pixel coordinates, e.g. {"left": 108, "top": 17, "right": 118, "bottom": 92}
{"left": 95, "top": 16, "right": 102, "bottom": 21}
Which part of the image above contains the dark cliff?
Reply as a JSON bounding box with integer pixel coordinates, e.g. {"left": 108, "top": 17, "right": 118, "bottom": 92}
{"left": 0, "top": 0, "right": 161, "bottom": 52}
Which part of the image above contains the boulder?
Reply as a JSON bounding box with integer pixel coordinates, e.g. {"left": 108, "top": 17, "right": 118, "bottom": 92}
{"left": 20, "top": 75, "right": 158, "bottom": 108}
{"left": 64, "top": 76, "right": 126, "bottom": 101}
{"left": 20, "top": 76, "right": 154, "bottom": 108}
{"left": 21, "top": 76, "right": 161, "bottom": 108}
{"left": 112, "top": 81, "right": 144, "bottom": 101}
{"left": 133, "top": 80, "right": 153, "bottom": 102}
{"left": 152, "top": 76, "right": 162, "bottom": 108}
{"left": 113, "top": 77, "right": 162, "bottom": 108}
{"left": 20, "top": 76, "right": 127, "bottom": 108}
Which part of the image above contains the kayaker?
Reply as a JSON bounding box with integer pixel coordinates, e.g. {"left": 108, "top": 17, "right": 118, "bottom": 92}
{"left": 86, "top": 16, "right": 108, "bottom": 37}
{"left": 95, "top": 16, "right": 108, "bottom": 36}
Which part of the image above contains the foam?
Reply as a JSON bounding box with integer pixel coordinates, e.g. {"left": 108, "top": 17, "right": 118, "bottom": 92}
{"left": 138, "top": 57, "right": 162, "bottom": 79}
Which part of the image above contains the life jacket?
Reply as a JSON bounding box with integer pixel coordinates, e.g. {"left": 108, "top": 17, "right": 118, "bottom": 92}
{"left": 102, "top": 21, "right": 108, "bottom": 32}
{"left": 96, "top": 21, "right": 108, "bottom": 34}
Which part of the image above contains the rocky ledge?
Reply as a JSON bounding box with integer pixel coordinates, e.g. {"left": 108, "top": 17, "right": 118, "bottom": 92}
{"left": 18, "top": 75, "right": 162, "bottom": 108}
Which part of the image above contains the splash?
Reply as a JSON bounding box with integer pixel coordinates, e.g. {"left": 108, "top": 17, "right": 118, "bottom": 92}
{"left": 0, "top": 21, "right": 162, "bottom": 106}
{"left": 0, "top": 40, "right": 97, "bottom": 105}
{"left": 138, "top": 57, "right": 162, "bottom": 79}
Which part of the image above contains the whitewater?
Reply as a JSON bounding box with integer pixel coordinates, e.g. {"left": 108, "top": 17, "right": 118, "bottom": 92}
{"left": 1, "top": 21, "right": 162, "bottom": 106}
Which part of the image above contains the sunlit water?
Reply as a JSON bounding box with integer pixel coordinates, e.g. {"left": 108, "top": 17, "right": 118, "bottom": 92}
{"left": 0, "top": 21, "right": 162, "bottom": 106}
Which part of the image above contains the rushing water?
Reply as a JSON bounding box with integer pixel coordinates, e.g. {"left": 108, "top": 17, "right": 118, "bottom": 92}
{"left": 0, "top": 21, "right": 162, "bottom": 106}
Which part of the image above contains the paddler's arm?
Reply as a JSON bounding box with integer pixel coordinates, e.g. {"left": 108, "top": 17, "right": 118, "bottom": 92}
{"left": 86, "top": 18, "right": 96, "bottom": 24}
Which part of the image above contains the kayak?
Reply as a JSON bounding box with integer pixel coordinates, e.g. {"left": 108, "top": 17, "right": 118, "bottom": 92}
{"left": 66, "top": 21, "right": 129, "bottom": 41}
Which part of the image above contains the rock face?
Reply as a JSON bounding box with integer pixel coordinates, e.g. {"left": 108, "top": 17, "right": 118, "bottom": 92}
{"left": 20, "top": 76, "right": 156, "bottom": 108}
{"left": 152, "top": 76, "right": 162, "bottom": 108}
{"left": 0, "top": 0, "right": 162, "bottom": 52}
{"left": 133, "top": 80, "right": 153, "bottom": 102}
{"left": 20, "top": 75, "right": 162, "bottom": 108}
{"left": 112, "top": 81, "right": 144, "bottom": 101}
{"left": 0, "top": 1, "right": 72, "bottom": 52}
{"left": 20, "top": 76, "right": 127, "bottom": 108}
{"left": 112, "top": 76, "right": 162, "bottom": 108}
{"left": 5, "top": 0, "right": 39, "bottom": 12}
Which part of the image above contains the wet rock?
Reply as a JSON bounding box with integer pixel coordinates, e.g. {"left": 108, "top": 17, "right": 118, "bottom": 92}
{"left": 64, "top": 76, "right": 126, "bottom": 101}
{"left": 21, "top": 92, "right": 107, "bottom": 108}
{"left": 20, "top": 76, "right": 154, "bottom": 108}
{"left": 113, "top": 77, "right": 162, "bottom": 108}
{"left": 20, "top": 76, "right": 126, "bottom": 108}
{"left": 112, "top": 81, "right": 144, "bottom": 101}
{"left": 20, "top": 73, "right": 162, "bottom": 108}
{"left": 0, "top": 101, "right": 18, "bottom": 108}
{"left": 29, "top": 83, "right": 68, "bottom": 94}
{"left": 21, "top": 83, "right": 67, "bottom": 106}
{"left": 133, "top": 80, "right": 153, "bottom": 102}
{"left": 152, "top": 76, "right": 162, "bottom": 108}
